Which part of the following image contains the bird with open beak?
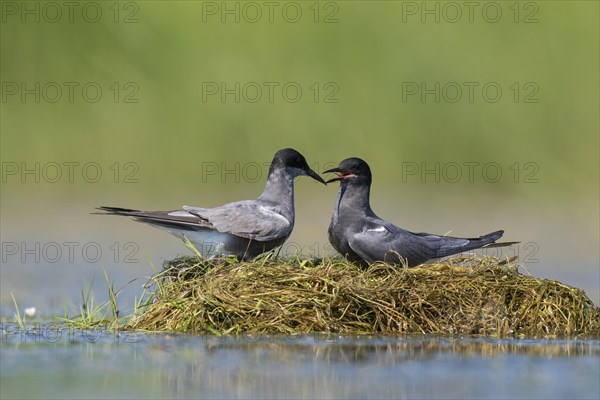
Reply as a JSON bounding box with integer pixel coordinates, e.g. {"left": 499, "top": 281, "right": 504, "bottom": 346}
{"left": 324, "top": 157, "right": 514, "bottom": 267}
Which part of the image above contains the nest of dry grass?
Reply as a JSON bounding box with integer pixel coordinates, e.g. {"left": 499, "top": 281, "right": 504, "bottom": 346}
{"left": 126, "top": 255, "right": 600, "bottom": 338}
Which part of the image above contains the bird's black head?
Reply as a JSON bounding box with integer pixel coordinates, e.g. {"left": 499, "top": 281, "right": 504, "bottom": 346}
{"left": 324, "top": 157, "right": 372, "bottom": 185}
{"left": 271, "top": 148, "right": 325, "bottom": 184}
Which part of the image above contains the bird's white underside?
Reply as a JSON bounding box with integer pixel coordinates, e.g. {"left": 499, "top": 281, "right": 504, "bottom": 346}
{"left": 153, "top": 225, "right": 233, "bottom": 258}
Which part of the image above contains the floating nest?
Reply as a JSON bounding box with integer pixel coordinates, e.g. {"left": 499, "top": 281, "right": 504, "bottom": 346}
{"left": 125, "top": 255, "right": 600, "bottom": 338}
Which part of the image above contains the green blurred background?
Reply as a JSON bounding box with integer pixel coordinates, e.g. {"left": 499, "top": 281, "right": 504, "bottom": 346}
{"left": 1, "top": 1, "right": 598, "bottom": 311}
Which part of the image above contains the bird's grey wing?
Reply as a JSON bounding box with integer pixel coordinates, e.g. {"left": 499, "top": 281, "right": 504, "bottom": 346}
{"left": 347, "top": 228, "right": 388, "bottom": 265}
{"left": 183, "top": 202, "right": 291, "bottom": 242}
{"left": 348, "top": 219, "right": 439, "bottom": 265}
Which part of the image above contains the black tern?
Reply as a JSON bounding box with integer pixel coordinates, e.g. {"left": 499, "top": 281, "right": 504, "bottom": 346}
{"left": 324, "top": 157, "right": 514, "bottom": 267}
{"left": 98, "top": 148, "right": 325, "bottom": 260}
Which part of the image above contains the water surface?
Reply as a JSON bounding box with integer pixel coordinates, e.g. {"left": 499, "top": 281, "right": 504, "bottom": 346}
{"left": 2, "top": 332, "right": 599, "bottom": 399}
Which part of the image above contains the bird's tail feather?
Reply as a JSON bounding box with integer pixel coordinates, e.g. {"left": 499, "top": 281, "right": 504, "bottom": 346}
{"left": 482, "top": 241, "right": 520, "bottom": 248}
{"left": 435, "top": 230, "right": 512, "bottom": 258}
{"left": 478, "top": 229, "right": 504, "bottom": 243}
{"left": 94, "top": 206, "right": 201, "bottom": 230}
{"left": 93, "top": 206, "right": 142, "bottom": 215}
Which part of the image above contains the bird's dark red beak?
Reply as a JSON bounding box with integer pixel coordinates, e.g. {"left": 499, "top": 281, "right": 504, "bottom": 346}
{"left": 323, "top": 167, "right": 355, "bottom": 184}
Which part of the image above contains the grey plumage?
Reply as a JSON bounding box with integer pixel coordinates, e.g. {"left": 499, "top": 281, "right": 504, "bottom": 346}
{"left": 325, "top": 158, "right": 514, "bottom": 267}
{"left": 97, "top": 148, "right": 325, "bottom": 260}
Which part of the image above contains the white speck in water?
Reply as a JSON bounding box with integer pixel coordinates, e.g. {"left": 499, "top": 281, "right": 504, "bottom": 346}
{"left": 24, "top": 307, "right": 36, "bottom": 317}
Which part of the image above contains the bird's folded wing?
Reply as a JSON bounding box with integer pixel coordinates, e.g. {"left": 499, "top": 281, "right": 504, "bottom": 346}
{"left": 348, "top": 228, "right": 402, "bottom": 264}
{"left": 349, "top": 219, "right": 438, "bottom": 265}
{"left": 183, "top": 202, "right": 291, "bottom": 242}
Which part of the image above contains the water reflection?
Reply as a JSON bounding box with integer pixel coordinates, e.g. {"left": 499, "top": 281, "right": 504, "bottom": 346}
{"left": 150, "top": 335, "right": 600, "bottom": 399}
{"left": 209, "top": 334, "right": 600, "bottom": 358}
{"left": 4, "top": 333, "right": 597, "bottom": 399}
